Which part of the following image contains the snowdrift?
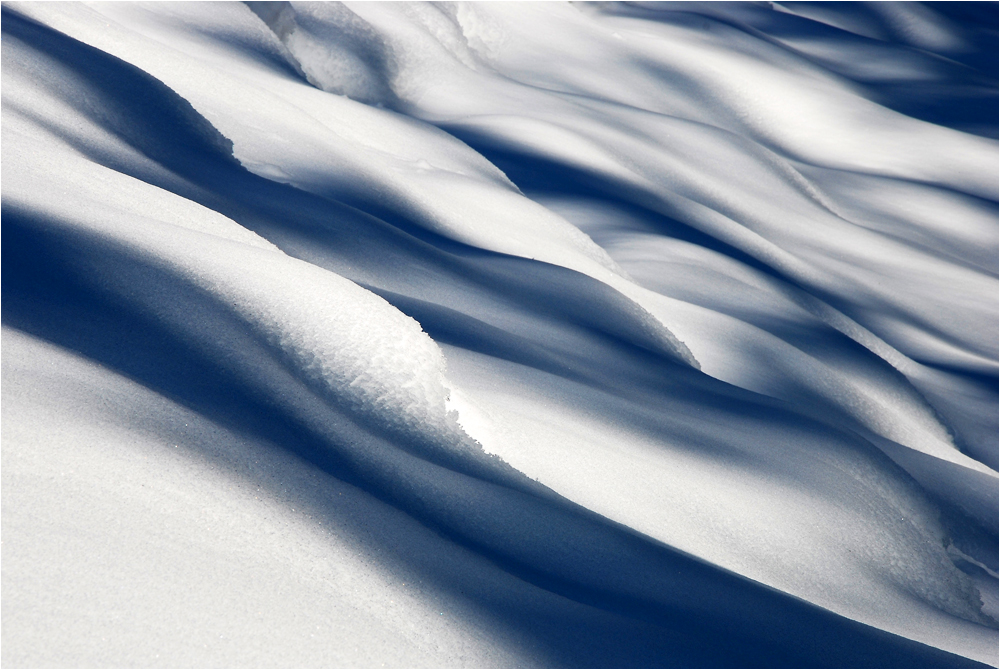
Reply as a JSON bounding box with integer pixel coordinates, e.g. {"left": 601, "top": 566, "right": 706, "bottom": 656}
{"left": 2, "top": 2, "right": 997, "bottom": 667}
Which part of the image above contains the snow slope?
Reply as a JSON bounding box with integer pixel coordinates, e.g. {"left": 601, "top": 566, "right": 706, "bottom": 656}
{"left": 2, "top": 2, "right": 997, "bottom": 667}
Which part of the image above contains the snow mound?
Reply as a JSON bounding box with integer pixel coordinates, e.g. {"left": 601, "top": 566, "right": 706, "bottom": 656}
{"left": 247, "top": 1, "right": 399, "bottom": 107}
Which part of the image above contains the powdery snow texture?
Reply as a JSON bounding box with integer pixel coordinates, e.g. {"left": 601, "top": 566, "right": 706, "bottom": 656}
{"left": 2, "top": 2, "right": 997, "bottom": 667}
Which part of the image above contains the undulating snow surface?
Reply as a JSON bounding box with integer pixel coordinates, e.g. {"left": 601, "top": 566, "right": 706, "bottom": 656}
{"left": 2, "top": 2, "right": 997, "bottom": 667}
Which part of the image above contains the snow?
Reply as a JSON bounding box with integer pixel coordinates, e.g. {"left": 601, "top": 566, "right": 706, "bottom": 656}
{"left": 2, "top": 2, "right": 997, "bottom": 667}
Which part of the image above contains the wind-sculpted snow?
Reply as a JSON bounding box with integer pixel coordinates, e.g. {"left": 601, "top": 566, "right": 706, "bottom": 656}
{"left": 2, "top": 3, "right": 997, "bottom": 668}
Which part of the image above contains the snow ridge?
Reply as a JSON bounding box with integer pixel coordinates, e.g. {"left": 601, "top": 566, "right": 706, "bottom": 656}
{"left": 2, "top": 2, "right": 997, "bottom": 667}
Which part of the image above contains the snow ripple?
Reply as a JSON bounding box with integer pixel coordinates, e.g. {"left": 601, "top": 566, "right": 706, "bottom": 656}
{"left": 2, "top": 2, "right": 996, "bottom": 667}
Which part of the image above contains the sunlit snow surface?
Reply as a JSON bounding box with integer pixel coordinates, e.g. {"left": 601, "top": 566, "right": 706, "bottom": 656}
{"left": 2, "top": 2, "right": 997, "bottom": 667}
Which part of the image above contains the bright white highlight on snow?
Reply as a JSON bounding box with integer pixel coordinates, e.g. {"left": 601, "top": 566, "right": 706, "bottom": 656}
{"left": 2, "top": 2, "right": 997, "bottom": 667}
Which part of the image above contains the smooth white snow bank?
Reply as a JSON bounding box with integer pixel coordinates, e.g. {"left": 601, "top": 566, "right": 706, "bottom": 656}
{"left": 1, "top": 329, "right": 530, "bottom": 668}
{"left": 3, "top": 2, "right": 997, "bottom": 667}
